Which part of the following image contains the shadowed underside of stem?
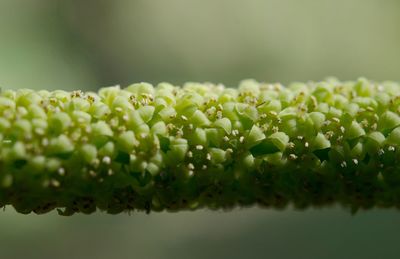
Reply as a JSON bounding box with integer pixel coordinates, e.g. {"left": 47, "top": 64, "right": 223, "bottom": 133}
{"left": 1, "top": 78, "right": 400, "bottom": 215}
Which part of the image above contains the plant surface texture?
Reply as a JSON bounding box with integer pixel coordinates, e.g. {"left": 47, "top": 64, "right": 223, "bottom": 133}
{"left": 1, "top": 78, "right": 400, "bottom": 215}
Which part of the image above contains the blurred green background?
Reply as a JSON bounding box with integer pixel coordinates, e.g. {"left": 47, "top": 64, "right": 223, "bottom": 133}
{"left": 1, "top": 0, "right": 400, "bottom": 258}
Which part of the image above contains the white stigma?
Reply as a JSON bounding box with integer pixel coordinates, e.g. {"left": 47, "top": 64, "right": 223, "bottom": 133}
{"left": 102, "top": 156, "right": 111, "bottom": 165}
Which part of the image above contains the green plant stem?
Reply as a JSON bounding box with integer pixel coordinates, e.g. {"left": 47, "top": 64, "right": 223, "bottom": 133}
{"left": 1, "top": 78, "right": 400, "bottom": 215}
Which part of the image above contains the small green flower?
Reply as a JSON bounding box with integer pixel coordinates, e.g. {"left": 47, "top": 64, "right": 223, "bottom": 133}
{"left": 1, "top": 78, "right": 400, "bottom": 215}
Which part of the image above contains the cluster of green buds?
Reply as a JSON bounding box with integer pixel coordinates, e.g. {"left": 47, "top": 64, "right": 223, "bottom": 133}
{"left": 1, "top": 78, "right": 400, "bottom": 215}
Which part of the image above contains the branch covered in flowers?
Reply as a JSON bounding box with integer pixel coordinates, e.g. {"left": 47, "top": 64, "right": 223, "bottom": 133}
{"left": 1, "top": 78, "right": 400, "bottom": 215}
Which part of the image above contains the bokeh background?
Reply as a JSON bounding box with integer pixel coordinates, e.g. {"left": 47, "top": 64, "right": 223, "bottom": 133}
{"left": 1, "top": 0, "right": 400, "bottom": 258}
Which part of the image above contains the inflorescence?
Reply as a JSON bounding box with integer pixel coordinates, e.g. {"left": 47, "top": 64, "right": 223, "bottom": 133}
{"left": 1, "top": 78, "right": 400, "bottom": 214}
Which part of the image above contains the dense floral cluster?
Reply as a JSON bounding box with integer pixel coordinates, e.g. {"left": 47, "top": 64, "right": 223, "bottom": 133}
{"left": 1, "top": 78, "right": 400, "bottom": 214}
